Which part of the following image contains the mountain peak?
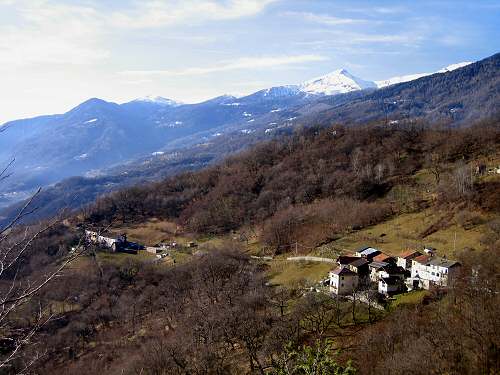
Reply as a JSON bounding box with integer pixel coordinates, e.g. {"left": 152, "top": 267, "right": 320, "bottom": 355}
{"left": 69, "top": 98, "right": 118, "bottom": 114}
{"left": 299, "top": 69, "right": 376, "bottom": 95}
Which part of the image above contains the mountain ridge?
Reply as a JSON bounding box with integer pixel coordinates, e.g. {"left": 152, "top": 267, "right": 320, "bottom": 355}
{"left": 0, "top": 53, "right": 497, "bottom": 215}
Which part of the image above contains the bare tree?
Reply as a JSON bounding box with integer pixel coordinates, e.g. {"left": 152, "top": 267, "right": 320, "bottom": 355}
{"left": 0, "top": 159, "right": 85, "bottom": 371}
{"left": 426, "top": 152, "right": 445, "bottom": 185}
{"left": 453, "top": 160, "right": 474, "bottom": 197}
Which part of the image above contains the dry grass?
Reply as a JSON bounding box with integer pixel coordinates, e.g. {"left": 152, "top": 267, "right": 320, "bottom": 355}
{"left": 267, "top": 260, "right": 332, "bottom": 288}
{"left": 109, "top": 219, "right": 181, "bottom": 246}
{"left": 328, "top": 208, "right": 487, "bottom": 258}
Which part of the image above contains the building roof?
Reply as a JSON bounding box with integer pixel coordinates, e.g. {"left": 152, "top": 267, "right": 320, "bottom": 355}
{"left": 331, "top": 267, "right": 357, "bottom": 276}
{"left": 385, "top": 265, "right": 407, "bottom": 275}
{"left": 381, "top": 276, "right": 400, "bottom": 285}
{"left": 413, "top": 254, "right": 431, "bottom": 265}
{"left": 399, "top": 249, "right": 422, "bottom": 259}
{"left": 428, "top": 257, "right": 460, "bottom": 268}
{"left": 350, "top": 258, "right": 369, "bottom": 267}
{"left": 337, "top": 255, "right": 360, "bottom": 265}
{"left": 356, "top": 247, "right": 380, "bottom": 256}
{"left": 373, "top": 253, "right": 394, "bottom": 263}
{"left": 369, "top": 261, "right": 389, "bottom": 270}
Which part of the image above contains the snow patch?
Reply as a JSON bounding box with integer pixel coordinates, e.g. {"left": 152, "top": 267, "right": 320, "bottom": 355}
{"left": 299, "top": 69, "right": 377, "bottom": 95}
{"left": 376, "top": 61, "right": 473, "bottom": 88}
{"left": 134, "top": 96, "right": 181, "bottom": 106}
{"left": 437, "top": 62, "right": 472, "bottom": 73}
{"left": 152, "top": 151, "right": 165, "bottom": 156}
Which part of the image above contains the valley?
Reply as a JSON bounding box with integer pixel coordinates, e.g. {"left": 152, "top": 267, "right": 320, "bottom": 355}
{"left": 0, "top": 6, "right": 498, "bottom": 372}
{"left": 1, "top": 54, "right": 498, "bottom": 222}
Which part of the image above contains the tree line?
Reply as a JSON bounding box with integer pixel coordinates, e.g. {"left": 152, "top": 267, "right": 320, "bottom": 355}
{"left": 83, "top": 121, "right": 500, "bottom": 250}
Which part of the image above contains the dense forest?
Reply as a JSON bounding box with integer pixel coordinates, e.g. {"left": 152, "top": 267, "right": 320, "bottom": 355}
{"left": 2, "top": 221, "right": 499, "bottom": 374}
{"left": 84, "top": 121, "right": 500, "bottom": 250}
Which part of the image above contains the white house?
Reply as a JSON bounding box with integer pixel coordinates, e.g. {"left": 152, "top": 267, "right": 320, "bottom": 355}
{"left": 426, "top": 257, "right": 461, "bottom": 287}
{"left": 329, "top": 267, "right": 358, "bottom": 295}
{"left": 378, "top": 276, "right": 403, "bottom": 295}
{"left": 409, "top": 255, "right": 461, "bottom": 290}
{"left": 355, "top": 247, "right": 381, "bottom": 260}
{"left": 397, "top": 250, "right": 422, "bottom": 270}
{"left": 368, "top": 261, "right": 389, "bottom": 282}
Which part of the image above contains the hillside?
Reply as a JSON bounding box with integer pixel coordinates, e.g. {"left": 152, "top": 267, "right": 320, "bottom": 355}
{"left": 1, "top": 111, "right": 499, "bottom": 375}
{"left": 2, "top": 53, "right": 499, "bottom": 224}
{"left": 82, "top": 121, "right": 500, "bottom": 252}
{"left": 5, "top": 119, "right": 498, "bottom": 375}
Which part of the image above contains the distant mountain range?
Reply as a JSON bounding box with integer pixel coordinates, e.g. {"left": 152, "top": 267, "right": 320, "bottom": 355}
{"left": 0, "top": 53, "right": 498, "bottom": 220}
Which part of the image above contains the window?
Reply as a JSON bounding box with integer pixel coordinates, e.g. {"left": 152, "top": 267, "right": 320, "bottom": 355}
{"left": 341, "top": 276, "right": 344, "bottom": 280}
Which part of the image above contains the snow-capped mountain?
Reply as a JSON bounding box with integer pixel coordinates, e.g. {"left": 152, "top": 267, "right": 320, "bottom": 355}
{"left": 0, "top": 55, "right": 491, "bottom": 213}
{"left": 299, "top": 69, "right": 377, "bottom": 95}
{"left": 436, "top": 62, "right": 472, "bottom": 73}
{"left": 132, "top": 96, "right": 181, "bottom": 106}
{"left": 375, "top": 62, "right": 472, "bottom": 88}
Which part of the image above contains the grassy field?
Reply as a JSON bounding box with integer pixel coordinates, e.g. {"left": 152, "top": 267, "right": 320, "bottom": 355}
{"left": 388, "top": 290, "right": 430, "bottom": 310}
{"left": 324, "top": 208, "right": 487, "bottom": 258}
{"left": 96, "top": 250, "right": 157, "bottom": 265}
{"left": 109, "top": 218, "right": 187, "bottom": 246}
{"left": 267, "top": 260, "right": 332, "bottom": 287}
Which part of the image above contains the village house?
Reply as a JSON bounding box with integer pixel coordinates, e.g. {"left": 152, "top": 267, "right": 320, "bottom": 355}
{"left": 332, "top": 245, "right": 461, "bottom": 299}
{"left": 329, "top": 267, "right": 358, "bottom": 295}
{"left": 372, "top": 253, "right": 396, "bottom": 264}
{"left": 397, "top": 250, "right": 423, "bottom": 270}
{"left": 346, "top": 257, "right": 370, "bottom": 284}
{"left": 379, "top": 276, "right": 405, "bottom": 296}
{"left": 409, "top": 255, "right": 461, "bottom": 290}
{"left": 355, "top": 246, "right": 381, "bottom": 261}
{"left": 370, "top": 262, "right": 407, "bottom": 295}
{"left": 368, "top": 261, "right": 389, "bottom": 282}
{"left": 85, "top": 230, "right": 144, "bottom": 254}
{"left": 336, "top": 255, "right": 359, "bottom": 267}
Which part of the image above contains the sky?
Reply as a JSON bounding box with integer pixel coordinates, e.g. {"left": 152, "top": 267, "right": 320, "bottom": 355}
{"left": 0, "top": 0, "right": 499, "bottom": 124}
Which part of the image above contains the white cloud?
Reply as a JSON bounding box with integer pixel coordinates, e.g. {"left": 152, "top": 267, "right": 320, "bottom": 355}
{"left": 110, "top": 0, "right": 278, "bottom": 29}
{"left": 119, "top": 54, "right": 329, "bottom": 76}
{"left": 0, "top": 0, "right": 278, "bottom": 66}
{"left": 284, "top": 11, "right": 365, "bottom": 26}
{"left": 0, "top": 1, "right": 108, "bottom": 65}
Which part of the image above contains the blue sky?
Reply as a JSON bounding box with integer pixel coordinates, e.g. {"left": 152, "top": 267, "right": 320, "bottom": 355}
{"left": 0, "top": 0, "right": 499, "bottom": 123}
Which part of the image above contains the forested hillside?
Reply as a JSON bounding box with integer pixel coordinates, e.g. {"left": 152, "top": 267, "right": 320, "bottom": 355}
{"left": 84, "top": 120, "right": 500, "bottom": 251}
{"left": 1, "top": 53, "right": 498, "bottom": 223}
{"left": 0, "top": 118, "right": 499, "bottom": 374}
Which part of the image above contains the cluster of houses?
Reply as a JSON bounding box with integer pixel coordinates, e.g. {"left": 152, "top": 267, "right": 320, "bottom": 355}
{"left": 329, "top": 246, "right": 461, "bottom": 297}
{"left": 85, "top": 230, "right": 197, "bottom": 260}
{"left": 85, "top": 230, "right": 145, "bottom": 254}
